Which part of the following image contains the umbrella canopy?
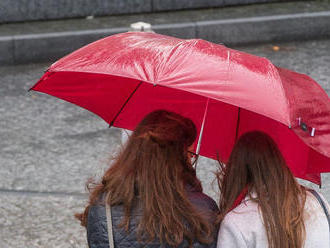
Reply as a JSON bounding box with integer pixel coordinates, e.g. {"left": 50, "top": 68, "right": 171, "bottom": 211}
{"left": 31, "top": 32, "right": 330, "bottom": 184}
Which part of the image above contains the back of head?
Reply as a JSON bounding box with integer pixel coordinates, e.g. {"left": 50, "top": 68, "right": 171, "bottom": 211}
{"left": 124, "top": 110, "right": 200, "bottom": 191}
{"left": 78, "top": 110, "right": 212, "bottom": 246}
{"left": 133, "top": 109, "right": 196, "bottom": 147}
{"left": 218, "top": 131, "right": 306, "bottom": 248}
{"left": 222, "top": 131, "right": 289, "bottom": 196}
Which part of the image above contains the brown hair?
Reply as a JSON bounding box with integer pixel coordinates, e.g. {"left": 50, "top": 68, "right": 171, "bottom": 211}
{"left": 76, "top": 110, "right": 213, "bottom": 246}
{"left": 217, "top": 131, "right": 306, "bottom": 248}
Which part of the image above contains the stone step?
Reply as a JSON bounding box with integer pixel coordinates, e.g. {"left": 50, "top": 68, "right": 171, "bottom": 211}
{"left": 1, "top": 1, "right": 329, "bottom": 65}
{"left": 1, "top": 0, "right": 281, "bottom": 23}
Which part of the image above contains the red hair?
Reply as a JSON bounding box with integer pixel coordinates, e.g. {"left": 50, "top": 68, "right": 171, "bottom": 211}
{"left": 76, "top": 110, "right": 214, "bottom": 246}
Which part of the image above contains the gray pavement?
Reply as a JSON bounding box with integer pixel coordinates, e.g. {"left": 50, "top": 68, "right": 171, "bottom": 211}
{"left": 1, "top": 39, "right": 330, "bottom": 247}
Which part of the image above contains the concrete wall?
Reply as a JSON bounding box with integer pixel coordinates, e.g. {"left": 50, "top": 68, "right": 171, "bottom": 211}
{"left": 0, "top": 0, "right": 281, "bottom": 23}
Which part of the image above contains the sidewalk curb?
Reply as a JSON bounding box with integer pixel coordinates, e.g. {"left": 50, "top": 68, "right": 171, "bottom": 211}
{"left": 197, "top": 11, "right": 330, "bottom": 45}
{"left": 1, "top": 11, "right": 330, "bottom": 65}
{"left": 0, "top": 0, "right": 277, "bottom": 24}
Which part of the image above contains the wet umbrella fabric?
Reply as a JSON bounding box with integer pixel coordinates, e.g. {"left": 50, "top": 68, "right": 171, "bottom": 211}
{"left": 31, "top": 32, "right": 330, "bottom": 184}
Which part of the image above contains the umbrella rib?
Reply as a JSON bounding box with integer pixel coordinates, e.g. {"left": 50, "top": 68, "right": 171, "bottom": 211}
{"left": 234, "top": 107, "right": 241, "bottom": 142}
{"left": 109, "top": 81, "right": 143, "bottom": 127}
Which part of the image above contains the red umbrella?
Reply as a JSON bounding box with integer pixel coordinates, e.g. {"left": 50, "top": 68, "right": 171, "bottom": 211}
{"left": 30, "top": 32, "right": 330, "bottom": 185}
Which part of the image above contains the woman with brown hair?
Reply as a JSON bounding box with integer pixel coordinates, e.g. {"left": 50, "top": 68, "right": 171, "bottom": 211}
{"left": 76, "top": 110, "right": 219, "bottom": 248}
{"left": 216, "top": 131, "right": 329, "bottom": 248}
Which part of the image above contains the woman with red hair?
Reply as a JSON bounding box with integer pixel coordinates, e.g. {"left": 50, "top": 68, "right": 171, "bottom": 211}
{"left": 76, "top": 110, "right": 219, "bottom": 247}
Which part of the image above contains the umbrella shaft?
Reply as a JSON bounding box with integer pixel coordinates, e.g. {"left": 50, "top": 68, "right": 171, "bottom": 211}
{"left": 196, "top": 98, "right": 210, "bottom": 154}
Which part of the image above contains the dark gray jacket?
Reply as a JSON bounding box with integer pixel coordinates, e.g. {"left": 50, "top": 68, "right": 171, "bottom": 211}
{"left": 87, "top": 186, "right": 219, "bottom": 248}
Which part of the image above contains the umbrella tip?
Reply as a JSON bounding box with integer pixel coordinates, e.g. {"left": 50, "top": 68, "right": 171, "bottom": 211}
{"left": 129, "top": 22, "right": 154, "bottom": 33}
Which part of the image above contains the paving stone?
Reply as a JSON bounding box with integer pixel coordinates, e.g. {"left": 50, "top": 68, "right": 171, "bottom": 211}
{"left": 0, "top": 63, "right": 121, "bottom": 194}
{"left": 152, "top": 0, "right": 276, "bottom": 11}
{"left": 152, "top": 0, "right": 225, "bottom": 11}
{"left": 0, "top": 192, "right": 88, "bottom": 248}
{"left": 0, "top": 37, "right": 14, "bottom": 65}
{"left": 0, "top": 0, "right": 151, "bottom": 23}
{"left": 0, "top": 0, "right": 279, "bottom": 23}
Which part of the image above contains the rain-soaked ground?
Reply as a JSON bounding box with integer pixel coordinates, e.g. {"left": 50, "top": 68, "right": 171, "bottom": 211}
{"left": 1, "top": 39, "right": 329, "bottom": 247}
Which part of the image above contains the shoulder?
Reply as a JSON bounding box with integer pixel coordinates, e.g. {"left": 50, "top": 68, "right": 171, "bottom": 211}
{"left": 305, "top": 190, "right": 329, "bottom": 209}
{"left": 217, "top": 213, "right": 248, "bottom": 247}
{"left": 223, "top": 198, "right": 261, "bottom": 227}
{"left": 87, "top": 202, "right": 143, "bottom": 247}
{"left": 303, "top": 190, "right": 330, "bottom": 247}
{"left": 304, "top": 189, "right": 330, "bottom": 221}
{"left": 86, "top": 205, "right": 109, "bottom": 248}
{"left": 217, "top": 198, "right": 267, "bottom": 248}
{"left": 186, "top": 189, "right": 219, "bottom": 214}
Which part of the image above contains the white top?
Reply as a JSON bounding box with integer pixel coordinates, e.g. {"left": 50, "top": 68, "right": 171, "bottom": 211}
{"left": 217, "top": 191, "right": 330, "bottom": 248}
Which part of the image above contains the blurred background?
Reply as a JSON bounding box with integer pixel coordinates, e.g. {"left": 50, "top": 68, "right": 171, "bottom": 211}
{"left": 1, "top": 0, "right": 330, "bottom": 247}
